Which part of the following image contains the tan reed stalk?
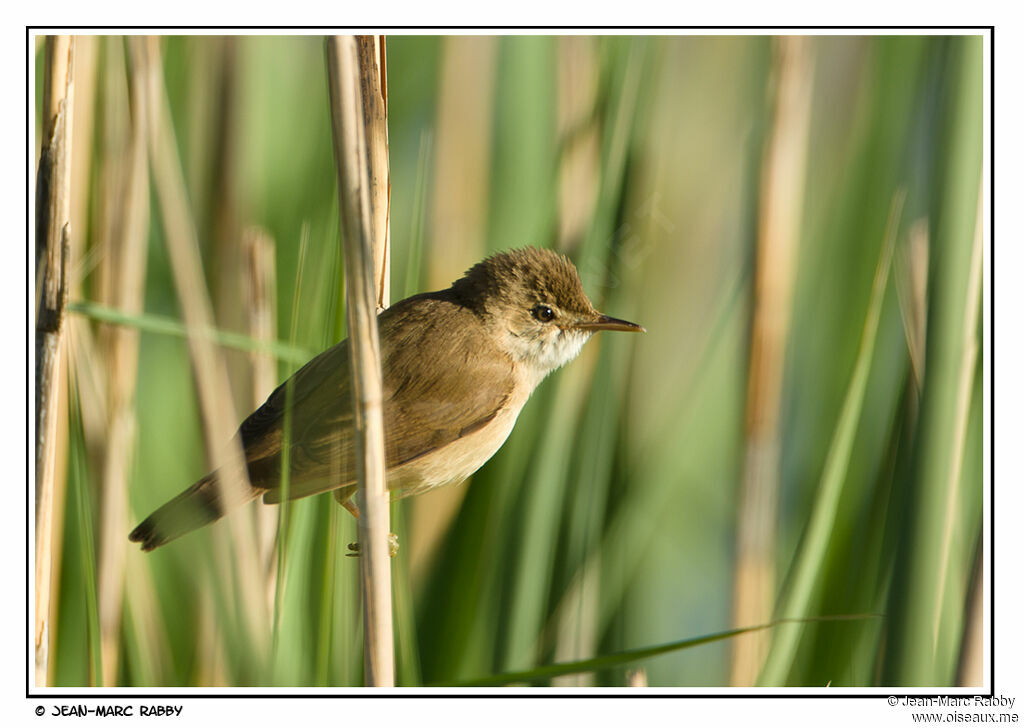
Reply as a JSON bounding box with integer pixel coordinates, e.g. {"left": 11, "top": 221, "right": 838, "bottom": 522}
{"left": 626, "top": 667, "right": 648, "bottom": 687}
{"left": 555, "top": 36, "right": 601, "bottom": 251}
{"left": 68, "top": 36, "right": 96, "bottom": 272}
{"left": 956, "top": 537, "right": 983, "bottom": 687}
{"left": 142, "top": 35, "right": 268, "bottom": 669}
{"left": 36, "top": 35, "right": 72, "bottom": 277}
{"left": 242, "top": 226, "right": 280, "bottom": 615}
{"left": 45, "top": 34, "right": 97, "bottom": 679}
{"left": 205, "top": 37, "right": 249, "bottom": 414}
{"left": 356, "top": 36, "right": 391, "bottom": 311}
{"left": 325, "top": 34, "right": 394, "bottom": 687}
{"left": 730, "top": 35, "right": 814, "bottom": 687}
{"left": 79, "top": 34, "right": 127, "bottom": 454}
{"left": 410, "top": 35, "right": 498, "bottom": 581}
{"left": 123, "top": 549, "right": 170, "bottom": 685}
{"left": 95, "top": 35, "right": 152, "bottom": 687}
{"left": 551, "top": 34, "right": 601, "bottom": 689}
{"left": 34, "top": 35, "right": 74, "bottom": 688}
{"left": 64, "top": 41, "right": 120, "bottom": 601}
{"left": 424, "top": 36, "right": 496, "bottom": 290}
{"left": 195, "top": 587, "right": 228, "bottom": 686}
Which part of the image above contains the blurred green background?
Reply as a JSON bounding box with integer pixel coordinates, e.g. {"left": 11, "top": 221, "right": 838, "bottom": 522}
{"left": 34, "top": 34, "right": 984, "bottom": 688}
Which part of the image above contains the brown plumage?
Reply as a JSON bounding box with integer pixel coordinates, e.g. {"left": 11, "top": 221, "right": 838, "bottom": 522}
{"left": 129, "top": 248, "right": 643, "bottom": 551}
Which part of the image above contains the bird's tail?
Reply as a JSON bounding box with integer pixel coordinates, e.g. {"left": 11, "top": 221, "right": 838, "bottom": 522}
{"left": 129, "top": 472, "right": 260, "bottom": 551}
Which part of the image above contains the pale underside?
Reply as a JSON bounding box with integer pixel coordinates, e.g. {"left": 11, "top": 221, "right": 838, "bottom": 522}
{"left": 238, "top": 290, "right": 529, "bottom": 506}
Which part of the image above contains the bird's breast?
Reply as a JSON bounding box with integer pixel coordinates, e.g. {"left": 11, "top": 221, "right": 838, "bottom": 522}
{"left": 386, "top": 371, "right": 533, "bottom": 499}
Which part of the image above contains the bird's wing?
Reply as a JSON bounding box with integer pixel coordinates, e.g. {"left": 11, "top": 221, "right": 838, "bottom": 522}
{"left": 246, "top": 293, "right": 515, "bottom": 503}
{"left": 239, "top": 342, "right": 351, "bottom": 462}
{"left": 238, "top": 339, "right": 355, "bottom": 497}
{"left": 379, "top": 294, "right": 515, "bottom": 468}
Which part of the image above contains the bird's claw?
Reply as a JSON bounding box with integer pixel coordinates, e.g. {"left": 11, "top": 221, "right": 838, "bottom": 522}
{"left": 346, "top": 532, "right": 399, "bottom": 558}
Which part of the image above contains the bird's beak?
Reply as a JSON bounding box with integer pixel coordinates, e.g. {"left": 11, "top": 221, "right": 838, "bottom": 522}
{"left": 574, "top": 314, "right": 646, "bottom": 333}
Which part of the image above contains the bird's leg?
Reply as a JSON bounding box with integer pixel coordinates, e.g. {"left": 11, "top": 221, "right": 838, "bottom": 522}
{"left": 335, "top": 491, "right": 359, "bottom": 518}
{"left": 338, "top": 494, "right": 399, "bottom": 557}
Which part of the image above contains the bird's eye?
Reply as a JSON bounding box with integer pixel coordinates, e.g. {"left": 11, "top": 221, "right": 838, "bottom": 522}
{"left": 532, "top": 305, "right": 556, "bottom": 323}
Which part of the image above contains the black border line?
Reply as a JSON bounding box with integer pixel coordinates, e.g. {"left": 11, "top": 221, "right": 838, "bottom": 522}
{"left": 987, "top": 24, "right": 995, "bottom": 700}
{"left": 27, "top": 25, "right": 994, "bottom": 30}
{"left": 987, "top": 24, "right": 995, "bottom": 704}
{"left": 28, "top": 25, "right": 995, "bottom": 704}
{"left": 988, "top": 23, "right": 995, "bottom": 701}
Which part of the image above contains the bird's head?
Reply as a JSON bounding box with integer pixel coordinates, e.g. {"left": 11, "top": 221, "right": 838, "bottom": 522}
{"left": 452, "top": 247, "right": 644, "bottom": 382}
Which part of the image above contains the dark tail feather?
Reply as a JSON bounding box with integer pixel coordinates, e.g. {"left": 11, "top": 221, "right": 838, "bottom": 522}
{"left": 129, "top": 472, "right": 259, "bottom": 551}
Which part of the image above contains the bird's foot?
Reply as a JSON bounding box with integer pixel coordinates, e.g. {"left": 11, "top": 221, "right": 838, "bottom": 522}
{"left": 346, "top": 532, "right": 399, "bottom": 558}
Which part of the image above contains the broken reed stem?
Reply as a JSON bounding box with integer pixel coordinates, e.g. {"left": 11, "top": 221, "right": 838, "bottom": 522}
{"left": 325, "top": 34, "right": 394, "bottom": 687}
{"left": 143, "top": 36, "right": 268, "bottom": 665}
{"left": 357, "top": 36, "right": 391, "bottom": 311}
{"left": 96, "top": 35, "right": 151, "bottom": 687}
{"left": 730, "top": 35, "right": 813, "bottom": 687}
{"left": 34, "top": 35, "right": 74, "bottom": 688}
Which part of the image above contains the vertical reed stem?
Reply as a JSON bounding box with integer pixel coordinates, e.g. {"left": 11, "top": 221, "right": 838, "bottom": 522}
{"left": 143, "top": 35, "right": 268, "bottom": 667}
{"left": 34, "top": 35, "right": 74, "bottom": 688}
{"left": 730, "top": 36, "right": 813, "bottom": 687}
{"left": 325, "top": 34, "right": 394, "bottom": 687}
{"left": 96, "top": 35, "right": 151, "bottom": 687}
{"left": 242, "top": 226, "right": 280, "bottom": 614}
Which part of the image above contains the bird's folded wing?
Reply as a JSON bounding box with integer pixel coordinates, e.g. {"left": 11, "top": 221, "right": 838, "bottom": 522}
{"left": 245, "top": 294, "right": 514, "bottom": 503}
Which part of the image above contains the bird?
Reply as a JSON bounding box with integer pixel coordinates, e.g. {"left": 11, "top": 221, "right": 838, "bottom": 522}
{"left": 129, "top": 247, "right": 644, "bottom": 551}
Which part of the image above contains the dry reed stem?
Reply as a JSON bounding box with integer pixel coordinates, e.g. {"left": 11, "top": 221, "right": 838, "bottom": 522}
{"left": 956, "top": 539, "right": 984, "bottom": 687}
{"left": 64, "top": 45, "right": 121, "bottom": 620}
{"left": 124, "top": 548, "right": 172, "bottom": 688}
{"left": 69, "top": 324, "right": 108, "bottom": 449}
{"left": 96, "top": 35, "right": 152, "bottom": 687}
{"left": 730, "top": 35, "right": 814, "bottom": 687}
{"left": 425, "top": 36, "right": 496, "bottom": 290}
{"left": 196, "top": 587, "right": 228, "bottom": 686}
{"left": 36, "top": 35, "right": 72, "bottom": 278}
{"left": 143, "top": 36, "right": 268, "bottom": 664}
{"left": 556, "top": 36, "right": 601, "bottom": 251}
{"left": 34, "top": 35, "right": 74, "bottom": 688}
{"left": 205, "top": 38, "right": 249, "bottom": 414}
{"left": 357, "top": 36, "right": 391, "bottom": 311}
{"left": 93, "top": 37, "right": 130, "bottom": 318}
{"left": 124, "top": 550, "right": 171, "bottom": 685}
{"left": 44, "top": 34, "right": 97, "bottom": 680}
{"left": 551, "top": 35, "right": 601, "bottom": 689}
{"left": 626, "top": 667, "right": 648, "bottom": 688}
{"left": 68, "top": 36, "right": 97, "bottom": 295}
{"left": 325, "top": 34, "right": 394, "bottom": 687}
{"left": 410, "top": 36, "right": 498, "bottom": 581}
{"left": 242, "top": 227, "right": 280, "bottom": 614}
